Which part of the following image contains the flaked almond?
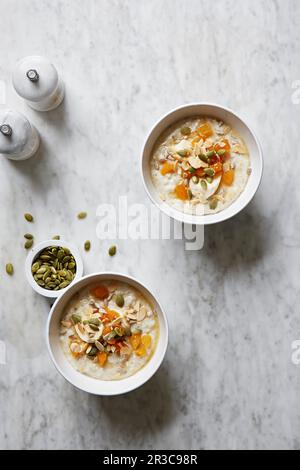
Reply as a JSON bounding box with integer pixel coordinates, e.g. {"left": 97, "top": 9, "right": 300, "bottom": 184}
{"left": 61, "top": 320, "right": 72, "bottom": 328}
{"left": 188, "top": 156, "right": 203, "bottom": 169}
{"left": 137, "top": 307, "right": 147, "bottom": 322}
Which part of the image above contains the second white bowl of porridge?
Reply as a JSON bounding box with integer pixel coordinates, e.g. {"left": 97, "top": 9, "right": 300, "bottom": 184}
{"left": 141, "top": 103, "right": 263, "bottom": 225}
{"left": 47, "top": 273, "right": 168, "bottom": 395}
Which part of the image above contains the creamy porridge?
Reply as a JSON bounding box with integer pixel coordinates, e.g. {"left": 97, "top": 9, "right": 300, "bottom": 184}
{"left": 150, "top": 117, "right": 251, "bottom": 215}
{"left": 60, "top": 281, "right": 159, "bottom": 381}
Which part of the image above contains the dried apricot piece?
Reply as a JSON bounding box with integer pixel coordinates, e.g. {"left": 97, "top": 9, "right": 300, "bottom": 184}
{"left": 90, "top": 285, "right": 109, "bottom": 300}
{"left": 211, "top": 162, "right": 223, "bottom": 174}
{"left": 197, "top": 123, "right": 213, "bottom": 139}
{"left": 130, "top": 333, "right": 141, "bottom": 350}
{"left": 160, "top": 162, "right": 176, "bottom": 175}
{"left": 141, "top": 334, "right": 152, "bottom": 348}
{"left": 175, "top": 183, "right": 189, "bottom": 201}
{"left": 97, "top": 352, "right": 107, "bottom": 367}
{"left": 136, "top": 345, "right": 147, "bottom": 357}
{"left": 222, "top": 169, "right": 235, "bottom": 186}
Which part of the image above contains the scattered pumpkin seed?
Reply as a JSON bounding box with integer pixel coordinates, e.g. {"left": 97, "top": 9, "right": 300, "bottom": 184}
{"left": 24, "top": 233, "right": 34, "bottom": 240}
{"left": 180, "top": 126, "right": 192, "bottom": 136}
{"left": 192, "top": 176, "right": 199, "bottom": 184}
{"left": 199, "top": 154, "right": 208, "bottom": 163}
{"left": 115, "top": 294, "right": 125, "bottom": 308}
{"left": 77, "top": 212, "right": 87, "bottom": 219}
{"left": 209, "top": 198, "right": 218, "bottom": 210}
{"left": 204, "top": 168, "right": 215, "bottom": 177}
{"left": 109, "top": 245, "right": 117, "bottom": 257}
{"left": 24, "top": 239, "right": 34, "bottom": 250}
{"left": 24, "top": 213, "right": 34, "bottom": 222}
{"left": 177, "top": 150, "right": 189, "bottom": 158}
{"left": 187, "top": 189, "right": 193, "bottom": 200}
{"left": 206, "top": 177, "right": 213, "bottom": 184}
{"left": 6, "top": 263, "right": 14, "bottom": 276}
{"left": 217, "top": 149, "right": 226, "bottom": 156}
{"left": 87, "top": 347, "right": 98, "bottom": 356}
{"left": 31, "top": 262, "right": 40, "bottom": 274}
{"left": 72, "top": 314, "right": 81, "bottom": 324}
{"left": 206, "top": 150, "right": 216, "bottom": 158}
{"left": 84, "top": 240, "right": 91, "bottom": 251}
{"left": 52, "top": 235, "right": 60, "bottom": 240}
{"left": 201, "top": 180, "right": 207, "bottom": 190}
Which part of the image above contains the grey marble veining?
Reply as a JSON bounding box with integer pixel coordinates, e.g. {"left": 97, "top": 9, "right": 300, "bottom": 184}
{"left": 0, "top": 0, "right": 300, "bottom": 450}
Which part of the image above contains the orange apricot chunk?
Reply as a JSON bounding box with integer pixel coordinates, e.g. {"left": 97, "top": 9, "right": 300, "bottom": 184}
{"left": 175, "top": 183, "right": 189, "bottom": 201}
{"left": 215, "top": 139, "right": 231, "bottom": 153}
{"left": 97, "top": 352, "right": 108, "bottom": 367}
{"left": 90, "top": 285, "right": 109, "bottom": 300}
{"left": 141, "top": 334, "right": 152, "bottom": 348}
{"left": 136, "top": 345, "right": 147, "bottom": 357}
{"left": 160, "top": 162, "right": 176, "bottom": 175}
{"left": 197, "top": 123, "right": 213, "bottom": 139}
{"left": 211, "top": 162, "right": 223, "bottom": 174}
{"left": 130, "top": 333, "right": 141, "bottom": 350}
{"left": 222, "top": 169, "right": 235, "bottom": 186}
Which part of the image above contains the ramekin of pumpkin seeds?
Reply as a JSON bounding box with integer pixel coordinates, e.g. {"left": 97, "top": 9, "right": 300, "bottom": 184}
{"left": 25, "top": 240, "right": 83, "bottom": 299}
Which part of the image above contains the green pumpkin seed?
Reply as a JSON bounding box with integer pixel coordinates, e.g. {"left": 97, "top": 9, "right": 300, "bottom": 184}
{"left": 199, "top": 154, "right": 208, "bottom": 163}
{"left": 24, "top": 239, "right": 34, "bottom": 250}
{"left": 36, "top": 267, "right": 47, "bottom": 274}
{"left": 114, "top": 327, "right": 124, "bottom": 337}
{"left": 187, "top": 189, "right": 193, "bottom": 200}
{"left": 84, "top": 241, "right": 91, "bottom": 252}
{"left": 180, "top": 126, "right": 191, "bottom": 136}
{"left": 77, "top": 212, "right": 87, "bottom": 220}
{"left": 24, "top": 233, "right": 34, "bottom": 240}
{"left": 109, "top": 245, "right": 117, "bottom": 257}
{"left": 87, "top": 347, "right": 98, "bottom": 356}
{"left": 177, "top": 150, "right": 189, "bottom": 158}
{"left": 209, "top": 198, "right": 218, "bottom": 210}
{"left": 201, "top": 180, "right": 207, "bottom": 190}
{"left": 24, "top": 213, "right": 34, "bottom": 222}
{"left": 6, "top": 263, "right": 14, "bottom": 276}
{"left": 124, "top": 327, "right": 132, "bottom": 337}
{"left": 204, "top": 168, "right": 215, "bottom": 177}
{"left": 217, "top": 149, "right": 226, "bottom": 156}
{"left": 59, "top": 281, "right": 70, "bottom": 289}
{"left": 192, "top": 176, "right": 199, "bottom": 184}
{"left": 115, "top": 294, "right": 125, "bottom": 308}
{"left": 52, "top": 235, "right": 60, "bottom": 240}
{"left": 206, "top": 177, "right": 213, "bottom": 184}
{"left": 71, "top": 314, "right": 81, "bottom": 324}
{"left": 206, "top": 150, "right": 216, "bottom": 158}
{"left": 31, "top": 262, "right": 40, "bottom": 274}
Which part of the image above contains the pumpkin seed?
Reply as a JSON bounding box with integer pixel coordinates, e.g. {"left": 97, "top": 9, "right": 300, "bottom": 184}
{"left": 24, "top": 233, "right": 34, "bottom": 240}
{"left": 84, "top": 241, "right": 91, "bottom": 251}
{"left": 59, "top": 281, "right": 70, "bottom": 289}
{"left": 180, "top": 126, "right": 191, "bottom": 136}
{"left": 31, "top": 262, "right": 40, "bottom": 274}
{"left": 24, "top": 213, "right": 34, "bottom": 222}
{"left": 114, "top": 327, "right": 124, "bottom": 337}
{"left": 77, "top": 212, "right": 87, "bottom": 219}
{"left": 72, "top": 314, "right": 81, "bottom": 324}
{"left": 192, "top": 176, "right": 199, "bottom": 184}
{"left": 217, "top": 149, "right": 226, "bottom": 156}
{"left": 201, "top": 180, "right": 207, "bottom": 190}
{"left": 115, "top": 294, "right": 124, "bottom": 308}
{"left": 206, "top": 151, "right": 216, "bottom": 158}
{"left": 199, "top": 154, "right": 208, "bottom": 163}
{"left": 52, "top": 235, "right": 60, "bottom": 240}
{"left": 209, "top": 198, "right": 218, "bottom": 210}
{"left": 24, "top": 239, "right": 34, "bottom": 250}
{"left": 6, "top": 263, "right": 14, "bottom": 275}
{"left": 36, "top": 267, "right": 47, "bottom": 274}
{"left": 87, "top": 347, "right": 98, "bottom": 356}
{"left": 204, "top": 168, "right": 215, "bottom": 177}
{"left": 109, "top": 245, "right": 117, "bottom": 257}
{"left": 206, "top": 177, "right": 213, "bottom": 184}
{"left": 177, "top": 150, "right": 189, "bottom": 158}
{"left": 89, "top": 324, "right": 99, "bottom": 331}
{"left": 68, "top": 262, "right": 76, "bottom": 269}
{"left": 187, "top": 189, "right": 193, "bottom": 200}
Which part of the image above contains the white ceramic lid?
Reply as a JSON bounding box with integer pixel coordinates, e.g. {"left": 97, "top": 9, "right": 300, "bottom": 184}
{"left": 12, "top": 56, "right": 59, "bottom": 102}
{"left": 0, "top": 109, "right": 31, "bottom": 155}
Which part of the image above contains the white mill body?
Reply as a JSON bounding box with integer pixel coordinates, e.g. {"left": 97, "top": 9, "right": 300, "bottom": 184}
{"left": 0, "top": 109, "right": 40, "bottom": 161}
{"left": 12, "top": 56, "right": 64, "bottom": 111}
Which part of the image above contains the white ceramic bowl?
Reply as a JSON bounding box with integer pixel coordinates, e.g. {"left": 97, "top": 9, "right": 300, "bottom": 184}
{"left": 25, "top": 239, "right": 83, "bottom": 300}
{"left": 46, "top": 272, "right": 168, "bottom": 396}
{"left": 141, "top": 103, "right": 263, "bottom": 225}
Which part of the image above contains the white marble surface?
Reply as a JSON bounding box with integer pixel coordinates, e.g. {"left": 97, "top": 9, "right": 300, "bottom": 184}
{"left": 0, "top": 0, "right": 300, "bottom": 450}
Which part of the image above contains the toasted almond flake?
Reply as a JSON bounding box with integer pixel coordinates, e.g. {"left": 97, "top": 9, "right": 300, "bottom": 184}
{"left": 86, "top": 345, "right": 92, "bottom": 354}
{"left": 188, "top": 156, "right": 203, "bottom": 169}
{"left": 137, "top": 306, "right": 147, "bottom": 322}
{"left": 61, "top": 320, "right": 72, "bottom": 328}
{"left": 181, "top": 160, "right": 190, "bottom": 171}
{"left": 127, "top": 313, "right": 138, "bottom": 321}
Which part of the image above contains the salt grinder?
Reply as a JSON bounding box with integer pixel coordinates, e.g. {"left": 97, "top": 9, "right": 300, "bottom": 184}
{"left": 12, "top": 56, "right": 64, "bottom": 111}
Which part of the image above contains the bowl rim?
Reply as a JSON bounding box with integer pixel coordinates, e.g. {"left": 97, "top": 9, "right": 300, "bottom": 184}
{"left": 25, "top": 239, "right": 84, "bottom": 299}
{"left": 46, "top": 271, "right": 169, "bottom": 396}
{"left": 141, "top": 102, "right": 263, "bottom": 225}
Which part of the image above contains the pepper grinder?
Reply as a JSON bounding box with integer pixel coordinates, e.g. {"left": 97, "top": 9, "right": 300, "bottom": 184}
{"left": 0, "top": 109, "right": 40, "bottom": 161}
{"left": 12, "top": 56, "right": 65, "bottom": 111}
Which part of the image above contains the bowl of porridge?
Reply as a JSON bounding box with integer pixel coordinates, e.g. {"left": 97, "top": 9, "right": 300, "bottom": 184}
{"left": 141, "top": 103, "right": 263, "bottom": 225}
{"left": 47, "top": 273, "right": 168, "bottom": 395}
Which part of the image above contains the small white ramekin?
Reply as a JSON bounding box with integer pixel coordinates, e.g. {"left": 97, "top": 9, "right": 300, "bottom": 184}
{"left": 25, "top": 239, "right": 83, "bottom": 300}
{"left": 46, "top": 272, "right": 168, "bottom": 396}
{"left": 141, "top": 102, "right": 263, "bottom": 225}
